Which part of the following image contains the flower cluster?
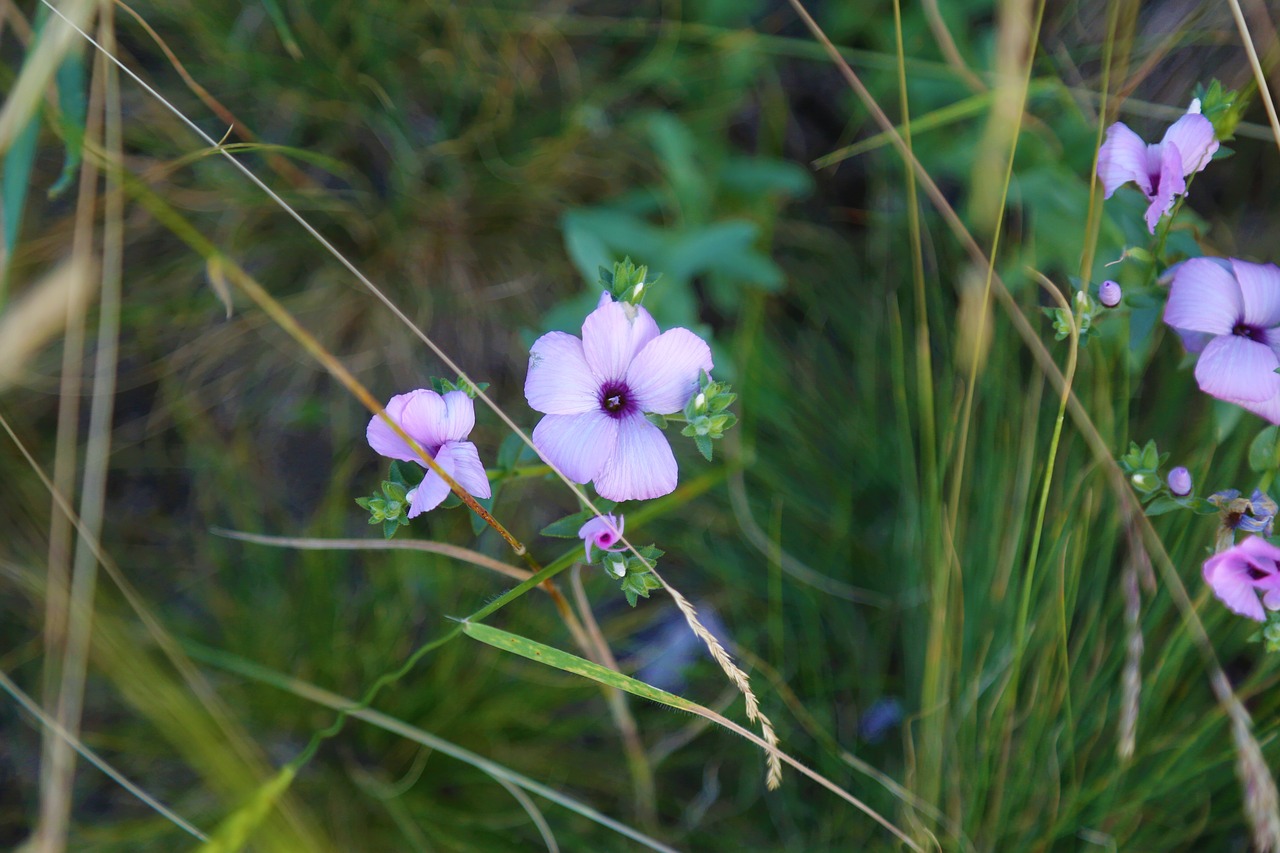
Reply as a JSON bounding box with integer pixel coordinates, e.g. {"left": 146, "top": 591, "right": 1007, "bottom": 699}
{"left": 360, "top": 259, "right": 733, "bottom": 602}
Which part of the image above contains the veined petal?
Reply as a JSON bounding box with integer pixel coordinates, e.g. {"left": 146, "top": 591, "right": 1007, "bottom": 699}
{"left": 1143, "top": 142, "right": 1185, "bottom": 233}
{"left": 626, "top": 328, "right": 715, "bottom": 415}
{"left": 1233, "top": 259, "right": 1280, "bottom": 329}
{"left": 439, "top": 391, "right": 476, "bottom": 443}
{"left": 525, "top": 331, "right": 600, "bottom": 415}
{"left": 532, "top": 411, "right": 619, "bottom": 484}
{"left": 437, "top": 440, "right": 490, "bottom": 498}
{"left": 367, "top": 391, "right": 422, "bottom": 461}
{"left": 1164, "top": 258, "right": 1243, "bottom": 336}
{"left": 406, "top": 447, "right": 458, "bottom": 518}
{"left": 400, "top": 389, "right": 449, "bottom": 449}
{"left": 1231, "top": 390, "right": 1280, "bottom": 426}
{"left": 1097, "top": 122, "right": 1152, "bottom": 197}
{"left": 1194, "top": 335, "right": 1280, "bottom": 404}
{"left": 594, "top": 414, "right": 678, "bottom": 501}
{"left": 1203, "top": 555, "right": 1267, "bottom": 621}
{"left": 582, "top": 299, "right": 659, "bottom": 382}
{"left": 1161, "top": 113, "right": 1219, "bottom": 176}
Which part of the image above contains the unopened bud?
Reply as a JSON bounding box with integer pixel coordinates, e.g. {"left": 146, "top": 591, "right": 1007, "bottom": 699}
{"left": 1167, "top": 466, "right": 1193, "bottom": 497}
{"left": 1131, "top": 472, "right": 1158, "bottom": 492}
{"left": 1099, "top": 280, "right": 1122, "bottom": 308}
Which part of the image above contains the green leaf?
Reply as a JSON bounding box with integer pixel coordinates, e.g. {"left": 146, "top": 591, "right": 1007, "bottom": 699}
{"left": 382, "top": 480, "right": 408, "bottom": 503}
{"left": 462, "top": 622, "right": 702, "bottom": 712}
{"left": 1144, "top": 496, "right": 1183, "bottom": 517}
{"left": 694, "top": 435, "right": 713, "bottom": 461}
{"left": 196, "top": 765, "right": 297, "bottom": 853}
{"left": 541, "top": 509, "right": 595, "bottom": 538}
{"left": 48, "top": 48, "right": 86, "bottom": 199}
{"left": 469, "top": 495, "right": 494, "bottom": 536}
{"left": 389, "top": 460, "right": 424, "bottom": 487}
{"left": 382, "top": 519, "right": 401, "bottom": 539}
{"left": 1250, "top": 425, "right": 1280, "bottom": 473}
{"left": 644, "top": 412, "right": 669, "bottom": 429}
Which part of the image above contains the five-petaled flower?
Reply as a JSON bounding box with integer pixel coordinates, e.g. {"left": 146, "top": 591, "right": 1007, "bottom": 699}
{"left": 579, "top": 514, "right": 625, "bottom": 562}
{"left": 366, "top": 389, "right": 491, "bottom": 517}
{"left": 1096, "top": 103, "right": 1218, "bottom": 233}
{"left": 525, "top": 293, "right": 713, "bottom": 501}
{"left": 1164, "top": 258, "right": 1280, "bottom": 424}
{"left": 1203, "top": 536, "right": 1280, "bottom": 622}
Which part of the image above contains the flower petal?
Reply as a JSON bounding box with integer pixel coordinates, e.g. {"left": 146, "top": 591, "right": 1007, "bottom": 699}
{"left": 1203, "top": 555, "right": 1266, "bottom": 621}
{"left": 1161, "top": 113, "right": 1219, "bottom": 176}
{"left": 438, "top": 391, "right": 476, "bottom": 443}
{"left": 441, "top": 440, "right": 491, "bottom": 499}
{"left": 1164, "top": 258, "right": 1243, "bottom": 337}
{"left": 525, "top": 331, "right": 600, "bottom": 415}
{"left": 532, "top": 411, "right": 619, "bottom": 484}
{"left": 626, "top": 328, "right": 715, "bottom": 415}
{"left": 581, "top": 299, "right": 659, "bottom": 382}
{"left": 1233, "top": 259, "right": 1280, "bottom": 329}
{"left": 400, "top": 390, "right": 450, "bottom": 449}
{"left": 367, "top": 391, "right": 421, "bottom": 461}
{"left": 594, "top": 414, "right": 677, "bottom": 501}
{"left": 1230, "top": 390, "right": 1280, "bottom": 425}
{"left": 1143, "top": 142, "right": 1185, "bottom": 233}
{"left": 1194, "top": 335, "right": 1280, "bottom": 404}
{"left": 1097, "top": 122, "right": 1152, "bottom": 197}
{"left": 406, "top": 448, "right": 458, "bottom": 518}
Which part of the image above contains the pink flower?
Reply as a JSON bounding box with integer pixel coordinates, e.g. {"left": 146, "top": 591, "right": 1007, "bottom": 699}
{"left": 1164, "top": 258, "right": 1280, "bottom": 423}
{"left": 578, "top": 513, "right": 625, "bottom": 562}
{"left": 1096, "top": 107, "right": 1218, "bottom": 233}
{"left": 366, "top": 389, "right": 491, "bottom": 517}
{"left": 1203, "top": 536, "right": 1280, "bottom": 621}
{"left": 525, "top": 294, "right": 713, "bottom": 501}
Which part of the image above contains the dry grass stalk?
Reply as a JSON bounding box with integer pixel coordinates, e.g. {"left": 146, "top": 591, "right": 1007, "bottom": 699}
{"left": 0, "top": 258, "right": 95, "bottom": 394}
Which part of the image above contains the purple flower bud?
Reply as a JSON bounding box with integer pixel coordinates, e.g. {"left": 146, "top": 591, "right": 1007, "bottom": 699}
{"left": 1098, "top": 280, "right": 1122, "bottom": 308}
{"left": 1168, "top": 466, "right": 1193, "bottom": 497}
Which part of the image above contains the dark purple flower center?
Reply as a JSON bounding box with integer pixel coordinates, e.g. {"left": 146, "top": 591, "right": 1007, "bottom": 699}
{"left": 1233, "top": 322, "right": 1268, "bottom": 343}
{"left": 599, "top": 380, "right": 635, "bottom": 419}
{"left": 1247, "top": 563, "right": 1272, "bottom": 582}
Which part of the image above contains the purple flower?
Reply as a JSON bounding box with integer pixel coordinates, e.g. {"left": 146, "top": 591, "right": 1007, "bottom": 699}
{"left": 1167, "top": 466, "right": 1193, "bottom": 496}
{"left": 1098, "top": 280, "right": 1122, "bottom": 308}
{"left": 579, "top": 513, "right": 625, "bottom": 562}
{"left": 1203, "top": 536, "right": 1280, "bottom": 621}
{"left": 366, "top": 389, "right": 491, "bottom": 517}
{"left": 1210, "top": 488, "right": 1278, "bottom": 537}
{"left": 525, "top": 294, "right": 713, "bottom": 501}
{"left": 1096, "top": 108, "right": 1218, "bottom": 233}
{"left": 1164, "top": 258, "right": 1280, "bottom": 423}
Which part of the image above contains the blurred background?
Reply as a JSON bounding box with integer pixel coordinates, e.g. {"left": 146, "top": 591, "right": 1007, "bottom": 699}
{"left": 3, "top": 0, "right": 1280, "bottom": 849}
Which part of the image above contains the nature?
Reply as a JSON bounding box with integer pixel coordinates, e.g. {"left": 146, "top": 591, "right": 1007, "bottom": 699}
{"left": 5, "top": 0, "right": 1280, "bottom": 850}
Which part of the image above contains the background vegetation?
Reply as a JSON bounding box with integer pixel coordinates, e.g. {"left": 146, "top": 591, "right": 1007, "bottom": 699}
{"left": 3, "top": 0, "right": 1280, "bottom": 849}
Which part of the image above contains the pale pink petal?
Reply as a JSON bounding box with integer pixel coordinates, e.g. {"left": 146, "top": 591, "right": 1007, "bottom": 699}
{"left": 582, "top": 300, "right": 659, "bottom": 381}
{"left": 594, "top": 414, "right": 677, "bottom": 501}
{"left": 1232, "top": 391, "right": 1280, "bottom": 426}
{"left": 367, "top": 391, "right": 421, "bottom": 461}
{"left": 1264, "top": 588, "right": 1280, "bottom": 610}
{"left": 1164, "top": 258, "right": 1242, "bottom": 336}
{"left": 440, "top": 440, "right": 491, "bottom": 499}
{"left": 406, "top": 448, "right": 458, "bottom": 518}
{"left": 1161, "top": 113, "right": 1219, "bottom": 175}
{"left": 1195, "top": 336, "right": 1280, "bottom": 403}
{"left": 1237, "top": 535, "right": 1280, "bottom": 563}
{"left": 1143, "top": 142, "right": 1185, "bottom": 233}
{"left": 438, "top": 391, "right": 476, "bottom": 443}
{"left": 400, "top": 390, "right": 449, "bottom": 449}
{"left": 1232, "top": 260, "right": 1280, "bottom": 329}
{"left": 579, "top": 514, "right": 624, "bottom": 562}
{"left": 1204, "top": 560, "right": 1266, "bottom": 621}
{"left": 532, "top": 411, "right": 619, "bottom": 484}
{"left": 1097, "top": 122, "right": 1152, "bottom": 197}
{"left": 626, "top": 328, "right": 715, "bottom": 415}
{"left": 525, "top": 331, "right": 600, "bottom": 415}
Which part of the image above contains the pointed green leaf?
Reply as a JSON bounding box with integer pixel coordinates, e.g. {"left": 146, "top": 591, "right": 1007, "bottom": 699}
{"left": 694, "top": 435, "right": 713, "bottom": 461}
{"left": 541, "top": 509, "right": 595, "bottom": 538}
{"left": 644, "top": 412, "right": 668, "bottom": 430}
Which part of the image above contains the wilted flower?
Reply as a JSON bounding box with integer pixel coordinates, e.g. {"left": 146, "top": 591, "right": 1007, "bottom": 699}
{"left": 525, "top": 293, "right": 713, "bottom": 501}
{"left": 1203, "top": 536, "right": 1280, "bottom": 621}
{"left": 366, "top": 389, "right": 491, "bottom": 517}
{"left": 1164, "top": 258, "right": 1280, "bottom": 423}
{"left": 578, "top": 513, "right": 625, "bottom": 562}
{"left": 1099, "top": 280, "right": 1123, "bottom": 308}
{"left": 1096, "top": 105, "right": 1218, "bottom": 232}
{"left": 1210, "top": 489, "right": 1278, "bottom": 538}
{"left": 1167, "top": 466, "right": 1193, "bottom": 496}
